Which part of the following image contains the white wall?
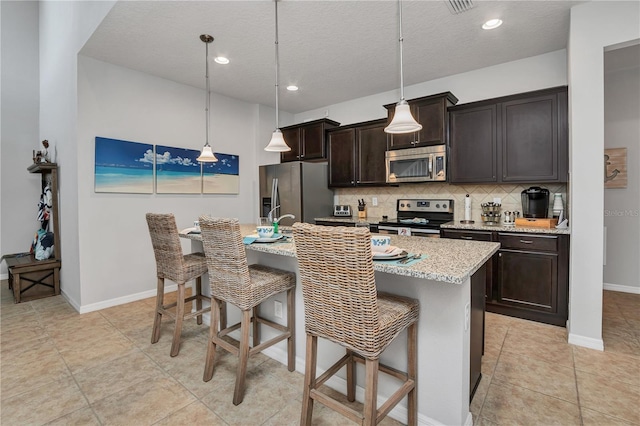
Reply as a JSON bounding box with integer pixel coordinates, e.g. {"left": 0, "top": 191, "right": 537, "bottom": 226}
{"left": 567, "top": 1, "right": 640, "bottom": 350}
{"left": 0, "top": 1, "right": 41, "bottom": 277}
{"left": 295, "top": 49, "right": 568, "bottom": 125}
{"left": 604, "top": 46, "right": 640, "bottom": 293}
{"left": 38, "top": 0, "right": 116, "bottom": 307}
{"left": 77, "top": 56, "right": 285, "bottom": 309}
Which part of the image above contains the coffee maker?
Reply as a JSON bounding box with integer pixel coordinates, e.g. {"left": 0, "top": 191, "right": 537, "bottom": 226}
{"left": 521, "top": 187, "right": 550, "bottom": 218}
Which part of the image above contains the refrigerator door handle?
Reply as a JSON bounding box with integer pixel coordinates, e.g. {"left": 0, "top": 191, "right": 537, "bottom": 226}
{"left": 270, "top": 178, "right": 279, "bottom": 221}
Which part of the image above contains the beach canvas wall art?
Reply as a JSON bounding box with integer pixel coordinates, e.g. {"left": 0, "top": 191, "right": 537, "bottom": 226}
{"left": 203, "top": 153, "right": 240, "bottom": 194}
{"left": 155, "top": 145, "right": 202, "bottom": 194}
{"left": 94, "top": 137, "right": 154, "bottom": 193}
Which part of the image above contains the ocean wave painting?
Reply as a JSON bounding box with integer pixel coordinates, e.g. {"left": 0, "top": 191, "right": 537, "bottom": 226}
{"left": 156, "top": 145, "right": 202, "bottom": 194}
{"left": 95, "top": 137, "right": 153, "bottom": 193}
{"left": 203, "top": 152, "right": 240, "bottom": 194}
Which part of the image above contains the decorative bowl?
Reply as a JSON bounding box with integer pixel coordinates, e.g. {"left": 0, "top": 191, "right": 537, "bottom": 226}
{"left": 371, "top": 235, "right": 391, "bottom": 253}
{"left": 257, "top": 226, "right": 275, "bottom": 238}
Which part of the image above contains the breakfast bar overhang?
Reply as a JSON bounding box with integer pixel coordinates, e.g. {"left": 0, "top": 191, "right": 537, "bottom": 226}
{"left": 182, "top": 226, "right": 499, "bottom": 425}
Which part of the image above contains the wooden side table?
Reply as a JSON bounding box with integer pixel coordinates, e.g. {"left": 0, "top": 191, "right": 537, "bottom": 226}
{"left": 3, "top": 253, "right": 61, "bottom": 303}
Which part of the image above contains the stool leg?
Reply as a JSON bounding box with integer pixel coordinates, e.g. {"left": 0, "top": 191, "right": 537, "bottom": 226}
{"left": 252, "top": 305, "right": 260, "bottom": 348}
{"left": 346, "top": 349, "right": 356, "bottom": 402}
{"left": 407, "top": 322, "right": 418, "bottom": 426}
{"left": 363, "top": 358, "right": 379, "bottom": 426}
{"left": 203, "top": 298, "right": 220, "bottom": 382}
{"left": 233, "top": 309, "right": 252, "bottom": 405}
{"left": 219, "top": 300, "right": 227, "bottom": 330}
{"left": 195, "top": 277, "right": 203, "bottom": 325}
{"left": 286, "top": 287, "right": 295, "bottom": 372}
{"left": 151, "top": 277, "right": 164, "bottom": 344}
{"left": 170, "top": 282, "right": 186, "bottom": 357}
{"left": 300, "top": 334, "right": 317, "bottom": 426}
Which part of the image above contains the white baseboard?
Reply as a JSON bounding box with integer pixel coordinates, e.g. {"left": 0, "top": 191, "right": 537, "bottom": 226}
{"left": 78, "top": 284, "right": 178, "bottom": 314}
{"left": 568, "top": 333, "right": 604, "bottom": 351}
{"left": 603, "top": 283, "right": 640, "bottom": 294}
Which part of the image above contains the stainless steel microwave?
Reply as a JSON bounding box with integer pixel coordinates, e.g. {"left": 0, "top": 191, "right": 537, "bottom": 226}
{"left": 385, "top": 145, "right": 447, "bottom": 183}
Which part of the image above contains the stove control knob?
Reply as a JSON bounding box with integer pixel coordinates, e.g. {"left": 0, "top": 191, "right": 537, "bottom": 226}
{"left": 442, "top": 203, "right": 447, "bottom": 209}
{"left": 436, "top": 204, "right": 440, "bottom": 208}
{"left": 407, "top": 203, "right": 411, "bottom": 208}
{"left": 400, "top": 203, "right": 405, "bottom": 208}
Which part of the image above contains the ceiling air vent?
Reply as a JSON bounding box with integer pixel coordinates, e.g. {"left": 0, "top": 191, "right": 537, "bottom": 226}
{"left": 445, "top": 0, "right": 474, "bottom": 14}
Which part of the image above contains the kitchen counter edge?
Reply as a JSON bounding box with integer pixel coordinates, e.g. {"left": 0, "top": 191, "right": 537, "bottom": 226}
{"left": 180, "top": 224, "right": 499, "bottom": 285}
{"left": 441, "top": 221, "right": 571, "bottom": 235}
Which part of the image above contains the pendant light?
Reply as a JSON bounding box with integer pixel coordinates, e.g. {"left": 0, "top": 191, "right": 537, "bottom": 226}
{"left": 197, "top": 34, "right": 218, "bottom": 162}
{"left": 384, "top": 0, "right": 422, "bottom": 134}
{"left": 264, "top": 0, "right": 291, "bottom": 152}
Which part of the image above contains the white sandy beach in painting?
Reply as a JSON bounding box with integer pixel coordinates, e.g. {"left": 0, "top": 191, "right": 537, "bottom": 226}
{"left": 203, "top": 174, "right": 239, "bottom": 194}
{"left": 156, "top": 174, "right": 202, "bottom": 194}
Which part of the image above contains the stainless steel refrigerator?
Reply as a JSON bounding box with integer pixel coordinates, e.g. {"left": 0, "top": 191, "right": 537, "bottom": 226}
{"left": 259, "top": 162, "right": 334, "bottom": 227}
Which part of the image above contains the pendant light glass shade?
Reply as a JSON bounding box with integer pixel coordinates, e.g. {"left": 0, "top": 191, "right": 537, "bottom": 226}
{"left": 197, "top": 34, "right": 218, "bottom": 163}
{"left": 384, "top": 0, "right": 422, "bottom": 135}
{"left": 197, "top": 145, "right": 217, "bottom": 162}
{"left": 264, "top": 0, "right": 291, "bottom": 152}
{"left": 265, "top": 129, "right": 290, "bottom": 151}
{"left": 385, "top": 100, "right": 422, "bottom": 134}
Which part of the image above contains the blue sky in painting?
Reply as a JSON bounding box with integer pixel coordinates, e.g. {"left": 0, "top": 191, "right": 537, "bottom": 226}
{"left": 155, "top": 145, "right": 201, "bottom": 174}
{"left": 95, "top": 137, "right": 153, "bottom": 169}
{"left": 203, "top": 153, "right": 239, "bottom": 175}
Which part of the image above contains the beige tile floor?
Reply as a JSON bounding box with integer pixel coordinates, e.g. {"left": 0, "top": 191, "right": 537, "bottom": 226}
{"left": 1, "top": 283, "right": 638, "bottom": 425}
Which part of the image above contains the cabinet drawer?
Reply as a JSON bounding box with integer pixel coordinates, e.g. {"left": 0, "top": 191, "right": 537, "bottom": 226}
{"left": 441, "top": 229, "right": 493, "bottom": 241}
{"left": 498, "top": 233, "right": 558, "bottom": 252}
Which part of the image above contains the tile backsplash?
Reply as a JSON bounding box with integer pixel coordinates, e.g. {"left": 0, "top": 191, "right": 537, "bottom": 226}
{"left": 335, "top": 183, "right": 568, "bottom": 223}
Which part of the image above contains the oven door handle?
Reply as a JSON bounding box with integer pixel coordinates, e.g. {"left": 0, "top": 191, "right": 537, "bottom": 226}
{"left": 377, "top": 225, "right": 440, "bottom": 235}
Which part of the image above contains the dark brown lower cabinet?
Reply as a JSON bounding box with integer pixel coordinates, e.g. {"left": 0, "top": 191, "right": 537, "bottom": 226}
{"left": 441, "top": 228, "right": 569, "bottom": 327}
{"left": 492, "top": 233, "right": 569, "bottom": 326}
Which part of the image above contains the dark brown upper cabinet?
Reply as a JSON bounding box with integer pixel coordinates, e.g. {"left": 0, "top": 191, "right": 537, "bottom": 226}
{"left": 384, "top": 92, "right": 459, "bottom": 150}
{"left": 327, "top": 119, "right": 388, "bottom": 187}
{"left": 449, "top": 86, "right": 568, "bottom": 184}
{"left": 280, "top": 118, "right": 340, "bottom": 162}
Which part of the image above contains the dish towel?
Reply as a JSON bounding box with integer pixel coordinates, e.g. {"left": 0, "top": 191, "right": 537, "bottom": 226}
{"left": 243, "top": 236, "right": 258, "bottom": 245}
{"left": 374, "top": 253, "right": 427, "bottom": 267}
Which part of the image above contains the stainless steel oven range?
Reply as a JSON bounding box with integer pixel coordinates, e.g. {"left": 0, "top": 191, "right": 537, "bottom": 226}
{"left": 377, "top": 198, "right": 454, "bottom": 238}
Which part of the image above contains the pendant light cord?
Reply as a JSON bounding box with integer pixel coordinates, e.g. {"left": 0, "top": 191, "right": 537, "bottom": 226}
{"left": 398, "top": 0, "right": 406, "bottom": 102}
{"left": 274, "top": 0, "right": 280, "bottom": 130}
{"left": 205, "top": 40, "right": 211, "bottom": 146}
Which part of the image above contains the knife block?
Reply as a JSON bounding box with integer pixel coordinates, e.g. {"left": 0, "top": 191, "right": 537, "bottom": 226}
{"left": 358, "top": 207, "right": 367, "bottom": 219}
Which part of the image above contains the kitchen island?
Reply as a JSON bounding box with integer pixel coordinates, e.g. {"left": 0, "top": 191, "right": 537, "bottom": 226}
{"left": 181, "top": 225, "right": 499, "bottom": 425}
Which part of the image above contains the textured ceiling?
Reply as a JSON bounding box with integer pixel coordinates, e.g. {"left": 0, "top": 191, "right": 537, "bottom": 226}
{"left": 80, "top": 0, "right": 581, "bottom": 114}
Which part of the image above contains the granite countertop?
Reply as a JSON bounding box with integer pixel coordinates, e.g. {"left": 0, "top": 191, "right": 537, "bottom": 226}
{"left": 441, "top": 221, "right": 571, "bottom": 235}
{"left": 181, "top": 224, "right": 499, "bottom": 285}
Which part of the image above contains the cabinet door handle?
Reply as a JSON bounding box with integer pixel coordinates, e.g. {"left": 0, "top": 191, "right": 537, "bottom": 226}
{"left": 461, "top": 236, "right": 473, "bottom": 240}
{"left": 520, "top": 240, "right": 533, "bottom": 244}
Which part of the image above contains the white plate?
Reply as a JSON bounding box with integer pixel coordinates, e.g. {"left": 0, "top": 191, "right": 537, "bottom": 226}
{"left": 248, "top": 233, "right": 285, "bottom": 243}
{"left": 373, "top": 250, "right": 408, "bottom": 261}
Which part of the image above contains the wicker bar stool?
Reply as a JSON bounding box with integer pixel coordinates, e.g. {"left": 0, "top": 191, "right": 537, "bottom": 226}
{"left": 146, "top": 213, "right": 211, "bottom": 357}
{"left": 199, "top": 216, "right": 296, "bottom": 406}
{"left": 293, "top": 222, "right": 419, "bottom": 426}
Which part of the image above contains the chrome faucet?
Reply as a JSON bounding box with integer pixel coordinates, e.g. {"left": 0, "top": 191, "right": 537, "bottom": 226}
{"left": 274, "top": 214, "right": 295, "bottom": 224}
{"left": 267, "top": 205, "right": 295, "bottom": 224}
{"left": 267, "top": 205, "right": 280, "bottom": 223}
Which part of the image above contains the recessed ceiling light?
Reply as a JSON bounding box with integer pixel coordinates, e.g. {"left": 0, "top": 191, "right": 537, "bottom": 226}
{"left": 286, "top": 85, "right": 299, "bottom": 91}
{"left": 214, "top": 56, "right": 229, "bottom": 65}
{"left": 482, "top": 18, "right": 503, "bottom": 30}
